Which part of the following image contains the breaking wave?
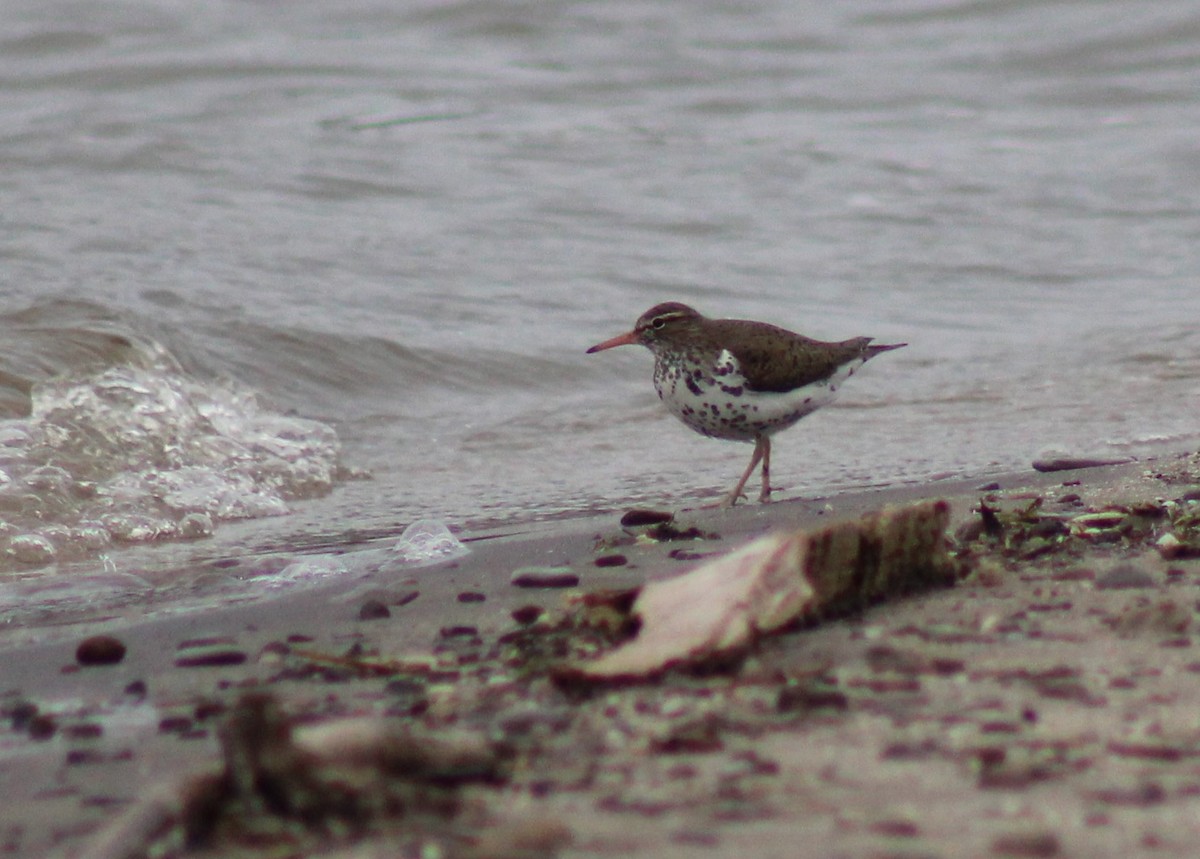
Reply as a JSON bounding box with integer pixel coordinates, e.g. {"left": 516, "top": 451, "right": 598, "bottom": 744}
{"left": 0, "top": 302, "right": 347, "bottom": 570}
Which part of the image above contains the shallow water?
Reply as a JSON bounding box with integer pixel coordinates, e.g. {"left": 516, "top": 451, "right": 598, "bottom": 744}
{"left": 1, "top": 0, "right": 1199, "bottom": 625}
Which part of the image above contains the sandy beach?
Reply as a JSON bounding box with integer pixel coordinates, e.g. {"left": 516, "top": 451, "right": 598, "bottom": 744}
{"left": 4, "top": 453, "right": 1200, "bottom": 858}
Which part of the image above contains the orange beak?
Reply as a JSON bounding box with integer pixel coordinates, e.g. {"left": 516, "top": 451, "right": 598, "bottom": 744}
{"left": 586, "top": 330, "right": 639, "bottom": 353}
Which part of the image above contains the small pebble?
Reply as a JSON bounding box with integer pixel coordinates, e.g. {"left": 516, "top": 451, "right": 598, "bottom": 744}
{"left": 511, "top": 605, "right": 544, "bottom": 625}
{"left": 194, "top": 701, "right": 227, "bottom": 721}
{"left": 174, "top": 637, "right": 247, "bottom": 668}
{"left": 457, "top": 591, "right": 486, "bottom": 603}
{"left": 439, "top": 625, "right": 479, "bottom": 638}
{"left": 619, "top": 508, "right": 673, "bottom": 527}
{"left": 594, "top": 554, "right": 627, "bottom": 568}
{"left": 75, "top": 635, "right": 127, "bottom": 667}
{"left": 358, "top": 599, "right": 391, "bottom": 620}
{"left": 4, "top": 700, "right": 38, "bottom": 731}
{"left": 64, "top": 723, "right": 103, "bottom": 740}
{"left": 1032, "top": 456, "right": 1132, "bottom": 473}
{"left": 28, "top": 714, "right": 57, "bottom": 741}
{"left": 159, "top": 716, "right": 194, "bottom": 734}
{"left": 510, "top": 566, "right": 579, "bottom": 588}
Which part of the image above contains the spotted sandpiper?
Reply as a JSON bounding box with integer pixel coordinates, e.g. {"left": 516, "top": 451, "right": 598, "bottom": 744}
{"left": 587, "top": 302, "right": 905, "bottom": 507}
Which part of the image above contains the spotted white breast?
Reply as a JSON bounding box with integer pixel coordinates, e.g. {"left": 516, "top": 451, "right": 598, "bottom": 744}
{"left": 652, "top": 349, "right": 865, "bottom": 443}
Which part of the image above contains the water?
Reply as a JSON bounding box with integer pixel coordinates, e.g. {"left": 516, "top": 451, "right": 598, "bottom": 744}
{"left": 1, "top": 0, "right": 1199, "bottom": 627}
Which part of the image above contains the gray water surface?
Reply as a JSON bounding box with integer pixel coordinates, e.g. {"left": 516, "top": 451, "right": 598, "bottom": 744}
{"left": 1, "top": 0, "right": 1198, "bottom": 620}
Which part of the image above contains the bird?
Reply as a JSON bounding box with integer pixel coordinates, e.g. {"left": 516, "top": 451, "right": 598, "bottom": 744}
{"left": 586, "top": 302, "right": 905, "bottom": 507}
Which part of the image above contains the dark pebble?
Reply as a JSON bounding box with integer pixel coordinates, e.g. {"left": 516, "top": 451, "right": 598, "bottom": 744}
{"left": 260, "top": 641, "right": 290, "bottom": 657}
{"left": 358, "top": 599, "right": 391, "bottom": 620}
{"left": 510, "top": 567, "right": 580, "bottom": 588}
{"left": 457, "top": 591, "right": 486, "bottom": 603}
{"left": 977, "top": 481, "right": 1002, "bottom": 491}
{"left": 194, "top": 701, "right": 227, "bottom": 721}
{"left": 1032, "top": 456, "right": 1133, "bottom": 473}
{"left": 75, "top": 635, "right": 127, "bottom": 667}
{"left": 174, "top": 645, "right": 247, "bottom": 668}
{"left": 1095, "top": 564, "right": 1156, "bottom": 590}
{"left": 511, "top": 605, "right": 544, "bottom": 625}
{"left": 66, "top": 749, "right": 106, "bottom": 766}
{"left": 870, "top": 819, "right": 920, "bottom": 838}
{"left": 619, "top": 508, "right": 674, "bottom": 527}
{"left": 28, "top": 714, "right": 57, "bottom": 741}
{"left": 4, "top": 700, "right": 39, "bottom": 731}
{"left": 159, "top": 715, "right": 194, "bottom": 734}
{"left": 594, "top": 554, "right": 628, "bottom": 568}
{"left": 64, "top": 723, "right": 103, "bottom": 740}
{"left": 394, "top": 590, "right": 420, "bottom": 606}
{"left": 439, "top": 625, "right": 479, "bottom": 638}
{"left": 286, "top": 633, "right": 315, "bottom": 643}
{"left": 123, "top": 680, "right": 148, "bottom": 698}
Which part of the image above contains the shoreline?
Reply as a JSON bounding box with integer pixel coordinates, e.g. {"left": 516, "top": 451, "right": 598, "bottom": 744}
{"left": 5, "top": 452, "right": 1200, "bottom": 858}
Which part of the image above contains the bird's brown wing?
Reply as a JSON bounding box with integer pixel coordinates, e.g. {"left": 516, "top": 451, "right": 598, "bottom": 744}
{"left": 710, "top": 320, "right": 873, "bottom": 394}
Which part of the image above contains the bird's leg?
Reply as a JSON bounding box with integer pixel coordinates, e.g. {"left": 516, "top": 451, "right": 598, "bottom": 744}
{"left": 722, "top": 436, "right": 766, "bottom": 508}
{"left": 758, "top": 437, "right": 772, "bottom": 503}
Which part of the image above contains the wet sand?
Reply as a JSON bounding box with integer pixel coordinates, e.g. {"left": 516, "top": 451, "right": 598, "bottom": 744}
{"left": 5, "top": 453, "right": 1200, "bottom": 858}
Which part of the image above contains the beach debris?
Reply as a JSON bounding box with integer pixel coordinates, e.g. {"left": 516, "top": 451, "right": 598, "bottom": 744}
{"left": 569, "top": 500, "right": 953, "bottom": 680}
{"left": 78, "top": 693, "right": 526, "bottom": 859}
{"left": 958, "top": 495, "right": 1190, "bottom": 562}
{"left": 76, "top": 634, "right": 127, "bottom": 666}
{"left": 510, "top": 566, "right": 580, "bottom": 588}
{"left": 618, "top": 509, "right": 717, "bottom": 542}
{"left": 390, "top": 519, "right": 470, "bottom": 567}
{"left": 1157, "top": 528, "right": 1200, "bottom": 560}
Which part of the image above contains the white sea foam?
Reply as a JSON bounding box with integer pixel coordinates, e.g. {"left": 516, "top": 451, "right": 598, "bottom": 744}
{"left": 0, "top": 363, "right": 344, "bottom": 570}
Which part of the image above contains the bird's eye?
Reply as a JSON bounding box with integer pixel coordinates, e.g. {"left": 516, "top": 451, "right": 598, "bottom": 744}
{"left": 651, "top": 317, "right": 667, "bottom": 330}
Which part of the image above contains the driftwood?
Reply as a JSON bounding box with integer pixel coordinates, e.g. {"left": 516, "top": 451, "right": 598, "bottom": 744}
{"left": 572, "top": 500, "right": 953, "bottom": 680}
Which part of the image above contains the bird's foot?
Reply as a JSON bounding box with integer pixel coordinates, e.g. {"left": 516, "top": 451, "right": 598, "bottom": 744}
{"left": 702, "top": 490, "right": 745, "bottom": 509}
